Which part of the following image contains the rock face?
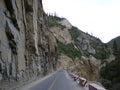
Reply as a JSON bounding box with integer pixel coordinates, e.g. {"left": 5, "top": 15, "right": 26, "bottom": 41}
{"left": 77, "top": 33, "right": 96, "bottom": 54}
{"left": 0, "top": 0, "right": 57, "bottom": 84}
{"left": 50, "top": 26, "right": 72, "bottom": 44}
{"left": 58, "top": 19, "right": 72, "bottom": 29}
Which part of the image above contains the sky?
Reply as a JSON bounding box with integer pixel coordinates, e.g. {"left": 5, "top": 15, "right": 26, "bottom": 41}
{"left": 42, "top": 0, "right": 120, "bottom": 43}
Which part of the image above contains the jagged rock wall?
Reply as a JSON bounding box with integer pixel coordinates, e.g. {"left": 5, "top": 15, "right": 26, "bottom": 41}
{"left": 50, "top": 26, "right": 72, "bottom": 44}
{"left": 77, "top": 33, "right": 96, "bottom": 54}
{"left": 0, "top": 0, "right": 57, "bottom": 83}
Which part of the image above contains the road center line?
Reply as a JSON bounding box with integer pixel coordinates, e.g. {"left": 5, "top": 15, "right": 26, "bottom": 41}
{"left": 48, "top": 78, "right": 57, "bottom": 90}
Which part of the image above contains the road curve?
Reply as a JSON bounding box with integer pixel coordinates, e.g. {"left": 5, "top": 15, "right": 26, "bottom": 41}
{"left": 20, "top": 69, "right": 85, "bottom": 90}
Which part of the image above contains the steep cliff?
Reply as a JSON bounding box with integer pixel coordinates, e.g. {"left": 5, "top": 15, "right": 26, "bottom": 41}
{"left": 0, "top": 0, "right": 57, "bottom": 88}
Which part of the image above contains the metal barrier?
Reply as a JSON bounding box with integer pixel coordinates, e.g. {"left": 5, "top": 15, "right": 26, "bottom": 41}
{"left": 69, "top": 73, "right": 106, "bottom": 90}
{"left": 78, "top": 77, "right": 87, "bottom": 87}
{"left": 88, "top": 83, "right": 106, "bottom": 90}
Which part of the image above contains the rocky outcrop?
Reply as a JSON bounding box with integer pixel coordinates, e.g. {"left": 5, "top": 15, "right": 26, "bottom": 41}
{"left": 50, "top": 18, "right": 72, "bottom": 44}
{"left": 58, "top": 19, "right": 72, "bottom": 29}
{"left": 77, "top": 33, "right": 96, "bottom": 54}
{"left": 50, "top": 26, "right": 72, "bottom": 44}
{"left": 58, "top": 54, "right": 98, "bottom": 81}
{"left": 0, "top": 0, "right": 57, "bottom": 87}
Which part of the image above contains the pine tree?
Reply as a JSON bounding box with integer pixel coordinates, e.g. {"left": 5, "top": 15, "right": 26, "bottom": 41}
{"left": 113, "top": 40, "right": 120, "bottom": 60}
{"left": 113, "top": 40, "right": 118, "bottom": 56}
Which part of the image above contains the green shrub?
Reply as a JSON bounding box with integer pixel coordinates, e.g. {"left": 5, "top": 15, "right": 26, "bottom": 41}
{"left": 69, "top": 26, "right": 82, "bottom": 41}
{"left": 48, "top": 16, "right": 59, "bottom": 27}
{"left": 48, "top": 15, "right": 64, "bottom": 27}
{"left": 57, "top": 41, "right": 81, "bottom": 59}
{"left": 91, "top": 41, "right": 109, "bottom": 59}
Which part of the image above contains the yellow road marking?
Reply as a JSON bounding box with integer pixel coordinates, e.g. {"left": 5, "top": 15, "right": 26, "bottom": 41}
{"left": 48, "top": 78, "right": 57, "bottom": 90}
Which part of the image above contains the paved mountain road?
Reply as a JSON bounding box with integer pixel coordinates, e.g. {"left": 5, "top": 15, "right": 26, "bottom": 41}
{"left": 19, "top": 69, "right": 85, "bottom": 90}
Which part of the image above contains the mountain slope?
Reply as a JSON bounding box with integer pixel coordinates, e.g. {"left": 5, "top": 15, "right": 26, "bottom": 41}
{"left": 49, "top": 15, "right": 110, "bottom": 60}
{"left": 107, "top": 36, "right": 120, "bottom": 48}
{"left": 48, "top": 15, "right": 111, "bottom": 81}
{"left": 100, "top": 37, "right": 120, "bottom": 90}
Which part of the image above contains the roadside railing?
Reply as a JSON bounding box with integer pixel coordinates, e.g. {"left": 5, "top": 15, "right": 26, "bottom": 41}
{"left": 69, "top": 73, "right": 106, "bottom": 90}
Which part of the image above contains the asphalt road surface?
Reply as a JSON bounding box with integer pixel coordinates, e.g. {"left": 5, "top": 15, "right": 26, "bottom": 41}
{"left": 20, "top": 69, "right": 85, "bottom": 90}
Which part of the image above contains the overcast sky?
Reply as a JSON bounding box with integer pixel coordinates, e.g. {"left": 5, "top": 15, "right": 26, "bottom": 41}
{"left": 42, "top": 0, "right": 120, "bottom": 43}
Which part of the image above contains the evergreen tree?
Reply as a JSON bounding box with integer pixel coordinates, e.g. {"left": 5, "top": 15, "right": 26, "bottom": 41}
{"left": 113, "top": 40, "right": 118, "bottom": 57}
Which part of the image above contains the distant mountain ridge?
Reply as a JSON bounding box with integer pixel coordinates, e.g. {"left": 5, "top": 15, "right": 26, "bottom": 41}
{"left": 107, "top": 36, "right": 120, "bottom": 48}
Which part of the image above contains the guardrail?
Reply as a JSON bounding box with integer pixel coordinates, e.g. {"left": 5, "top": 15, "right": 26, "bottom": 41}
{"left": 88, "top": 83, "right": 106, "bottom": 90}
{"left": 78, "top": 77, "right": 87, "bottom": 87}
{"left": 69, "top": 73, "right": 106, "bottom": 90}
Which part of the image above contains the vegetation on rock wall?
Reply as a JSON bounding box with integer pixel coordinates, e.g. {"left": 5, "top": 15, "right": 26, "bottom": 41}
{"left": 48, "top": 15, "right": 59, "bottom": 27}
{"left": 48, "top": 15, "right": 64, "bottom": 27}
{"left": 69, "top": 26, "right": 82, "bottom": 41}
{"left": 57, "top": 41, "right": 81, "bottom": 60}
{"left": 92, "top": 44, "right": 110, "bottom": 59}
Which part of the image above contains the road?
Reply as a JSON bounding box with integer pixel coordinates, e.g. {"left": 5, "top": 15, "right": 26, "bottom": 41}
{"left": 20, "top": 69, "right": 85, "bottom": 90}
